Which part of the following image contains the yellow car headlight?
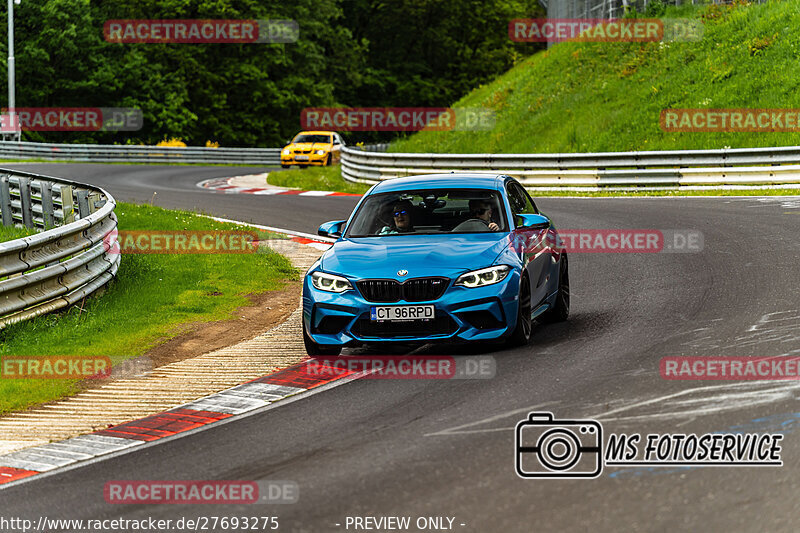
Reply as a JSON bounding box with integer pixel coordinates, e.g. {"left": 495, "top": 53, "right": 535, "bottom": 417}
{"left": 315, "top": 150, "right": 326, "bottom": 155}
{"left": 282, "top": 148, "right": 291, "bottom": 155}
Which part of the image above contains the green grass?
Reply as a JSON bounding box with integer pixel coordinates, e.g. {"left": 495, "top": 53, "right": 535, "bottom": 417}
{"left": 265, "top": 3, "right": 800, "bottom": 197}
{"left": 0, "top": 224, "right": 39, "bottom": 242}
{"left": 392, "top": 1, "right": 800, "bottom": 154}
{"left": 268, "top": 165, "right": 371, "bottom": 194}
{"left": 0, "top": 202, "right": 298, "bottom": 415}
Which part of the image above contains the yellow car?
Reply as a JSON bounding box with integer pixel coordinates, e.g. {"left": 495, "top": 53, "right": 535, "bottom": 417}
{"left": 280, "top": 131, "right": 344, "bottom": 168}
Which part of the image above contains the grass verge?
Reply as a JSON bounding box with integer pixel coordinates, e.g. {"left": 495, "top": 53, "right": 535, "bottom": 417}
{"left": 0, "top": 224, "right": 39, "bottom": 242}
{"left": 268, "top": 165, "right": 370, "bottom": 194}
{"left": 391, "top": 1, "right": 800, "bottom": 154}
{"left": 0, "top": 202, "right": 298, "bottom": 415}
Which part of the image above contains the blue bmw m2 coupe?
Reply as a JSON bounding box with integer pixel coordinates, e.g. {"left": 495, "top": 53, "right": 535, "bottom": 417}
{"left": 302, "top": 174, "right": 569, "bottom": 355}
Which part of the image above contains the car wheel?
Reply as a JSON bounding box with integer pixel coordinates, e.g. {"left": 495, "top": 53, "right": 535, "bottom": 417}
{"left": 508, "top": 274, "right": 532, "bottom": 346}
{"left": 302, "top": 318, "right": 342, "bottom": 356}
{"left": 281, "top": 164, "right": 290, "bottom": 169}
{"left": 324, "top": 154, "right": 332, "bottom": 166}
{"left": 540, "top": 252, "right": 570, "bottom": 323}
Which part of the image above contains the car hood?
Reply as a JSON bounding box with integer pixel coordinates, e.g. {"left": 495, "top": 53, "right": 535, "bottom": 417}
{"left": 321, "top": 234, "right": 511, "bottom": 280}
{"left": 289, "top": 142, "right": 331, "bottom": 151}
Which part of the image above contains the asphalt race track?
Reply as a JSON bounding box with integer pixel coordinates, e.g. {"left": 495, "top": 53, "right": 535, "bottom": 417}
{"left": 5, "top": 163, "right": 361, "bottom": 234}
{"left": 2, "top": 164, "right": 800, "bottom": 532}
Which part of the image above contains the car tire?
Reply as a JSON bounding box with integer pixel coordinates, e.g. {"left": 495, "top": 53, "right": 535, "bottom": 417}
{"left": 302, "top": 318, "right": 342, "bottom": 356}
{"left": 324, "top": 154, "right": 332, "bottom": 166}
{"left": 281, "top": 164, "right": 290, "bottom": 169}
{"left": 508, "top": 274, "right": 532, "bottom": 346}
{"left": 540, "top": 252, "right": 570, "bottom": 323}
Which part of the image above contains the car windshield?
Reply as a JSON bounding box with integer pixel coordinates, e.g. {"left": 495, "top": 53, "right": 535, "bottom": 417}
{"left": 346, "top": 189, "right": 507, "bottom": 237}
{"left": 293, "top": 134, "right": 331, "bottom": 143}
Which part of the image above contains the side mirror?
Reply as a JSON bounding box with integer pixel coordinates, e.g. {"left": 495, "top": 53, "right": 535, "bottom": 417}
{"left": 318, "top": 220, "right": 346, "bottom": 239}
{"left": 516, "top": 214, "right": 550, "bottom": 230}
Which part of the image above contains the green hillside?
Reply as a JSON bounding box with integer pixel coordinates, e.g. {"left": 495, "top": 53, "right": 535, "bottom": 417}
{"left": 391, "top": 1, "right": 800, "bottom": 154}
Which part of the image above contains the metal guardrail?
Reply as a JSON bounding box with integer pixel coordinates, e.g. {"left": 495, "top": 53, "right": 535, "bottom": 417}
{"left": 0, "top": 141, "right": 280, "bottom": 165}
{"left": 0, "top": 169, "right": 119, "bottom": 329}
{"left": 340, "top": 145, "right": 800, "bottom": 188}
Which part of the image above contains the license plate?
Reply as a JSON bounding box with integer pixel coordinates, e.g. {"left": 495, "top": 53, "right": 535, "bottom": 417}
{"left": 295, "top": 155, "right": 309, "bottom": 161}
{"left": 370, "top": 305, "right": 434, "bottom": 322}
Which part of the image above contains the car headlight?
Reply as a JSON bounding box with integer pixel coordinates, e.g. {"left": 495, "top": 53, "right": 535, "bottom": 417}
{"left": 282, "top": 148, "right": 290, "bottom": 155}
{"left": 315, "top": 149, "right": 326, "bottom": 155}
{"left": 310, "top": 271, "right": 353, "bottom": 293}
{"left": 455, "top": 265, "right": 511, "bottom": 288}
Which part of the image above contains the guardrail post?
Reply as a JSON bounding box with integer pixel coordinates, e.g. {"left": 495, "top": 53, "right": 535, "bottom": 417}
{"left": 18, "top": 177, "right": 34, "bottom": 228}
{"left": 88, "top": 192, "right": 102, "bottom": 214}
{"left": 56, "top": 184, "right": 75, "bottom": 224}
{"left": 76, "top": 190, "right": 90, "bottom": 219}
{"left": 40, "top": 181, "right": 55, "bottom": 228}
{"left": 0, "top": 175, "right": 12, "bottom": 226}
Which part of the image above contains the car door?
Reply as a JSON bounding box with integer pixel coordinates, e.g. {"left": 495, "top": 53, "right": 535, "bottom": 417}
{"left": 506, "top": 180, "right": 552, "bottom": 309}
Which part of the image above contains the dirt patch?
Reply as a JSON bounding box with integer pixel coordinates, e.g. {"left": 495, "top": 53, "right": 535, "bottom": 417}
{"left": 144, "top": 280, "right": 301, "bottom": 368}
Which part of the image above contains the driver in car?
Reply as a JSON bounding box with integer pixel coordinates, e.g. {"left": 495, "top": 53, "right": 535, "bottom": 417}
{"left": 453, "top": 199, "right": 500, "bottom": 232}
{"left": 378, "top": 200, "right": 415, "bottom": 234}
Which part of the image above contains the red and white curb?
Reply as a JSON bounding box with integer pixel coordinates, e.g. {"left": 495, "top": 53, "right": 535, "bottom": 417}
{"left": 0, "top": 222, "right": 341, "bottom": 488}
{"left": 0, "top": 360, "right": 361, "bottom": 488}
{"left": 197, "top": 175, "right": 361, "bottom": 197}
{"left": 200, "top": 214, "right": 334, "bottom": 252}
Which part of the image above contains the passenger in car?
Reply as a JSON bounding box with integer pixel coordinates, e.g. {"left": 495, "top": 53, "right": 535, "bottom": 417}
{"left": 452, "top": 200, "right": 500, "bottom": 232}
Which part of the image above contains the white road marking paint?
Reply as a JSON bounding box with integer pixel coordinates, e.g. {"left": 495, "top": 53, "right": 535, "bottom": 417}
{"left": 681, "top": 309, "right": 800, "bottom": 355}
{"left": 198, "top": 214, "right": 336, "bottom": 243}
{"left": 591, "top": 381, "right": 800, "bottom": 423}
{"left": 0, "top": 372, "right": 364, "bottom": 491}
{"left": 424, "top": 403, "right": 557, "bottom": 437}
{"left": 427, "top": 380, "right": 800, "bottom": 438}
{"left": 736, "top": 197, "right": 800, "bottom": 209}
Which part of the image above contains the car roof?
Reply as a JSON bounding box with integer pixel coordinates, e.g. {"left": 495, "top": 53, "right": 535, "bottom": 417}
{"left": 370, "top": 173, "right": 506, "bottom": 194}
{"left": 294, "top": 131, "right": 335, "bottom": 136}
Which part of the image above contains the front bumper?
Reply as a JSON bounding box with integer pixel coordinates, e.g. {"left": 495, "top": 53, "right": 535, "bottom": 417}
{"left": 302, "top": 272, "right": 521, "bottom": 347}
{"left": 281, "top": 153, "right": 329, "bottom": 166}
